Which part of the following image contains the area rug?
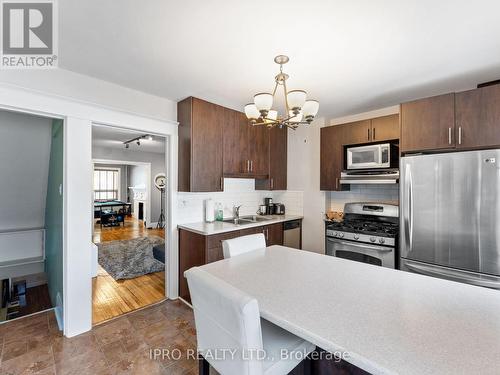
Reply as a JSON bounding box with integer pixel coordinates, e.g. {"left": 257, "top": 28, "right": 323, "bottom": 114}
{"left": 97, "top": 236, "right": 165, "bottom": 280}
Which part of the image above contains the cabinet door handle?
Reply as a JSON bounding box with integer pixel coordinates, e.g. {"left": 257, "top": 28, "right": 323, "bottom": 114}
{"left": 335, "top": 177, "right": 339, "bottom": 190}
{"left": 246, "top": 160, "right": 250, "bottom": 172}
{"left": 367, "top": 128, "right": 370, "bottom": 140}
{"left": 250, "top": 160, "right": 253, "bottom": 172}
{"left": 448, "top": 127, "right": 452, "bottom": 145}
{"left": 270, "top": 178, "right": 274, "bottom": 190}
{"left": 373, "top": 127, "right": 376, "bottom": 140}
{"left": 220, "top": 177, "right": 223, "bottom": 191}
{"left": 458, "top": 126, "right": 462, "bottom": 145}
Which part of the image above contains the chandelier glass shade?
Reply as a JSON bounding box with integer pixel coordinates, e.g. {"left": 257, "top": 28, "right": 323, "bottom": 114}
{"left": 244, "top": 55, "right": 319, "bottom": 129}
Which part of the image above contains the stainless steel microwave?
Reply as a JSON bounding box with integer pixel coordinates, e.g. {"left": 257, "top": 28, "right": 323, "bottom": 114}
{"left": 346, "top": 143, "right": 398, "bottom": 170}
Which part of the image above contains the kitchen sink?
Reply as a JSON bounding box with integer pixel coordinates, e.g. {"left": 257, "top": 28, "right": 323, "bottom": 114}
{"left": 222, "top": 218, "right": 254, "bottom": 225}
{"left": 222, "top": 215, "right": 272, "bottom": 225}
{"left": 240, "top": 215, "right": 272, "bottom": 222}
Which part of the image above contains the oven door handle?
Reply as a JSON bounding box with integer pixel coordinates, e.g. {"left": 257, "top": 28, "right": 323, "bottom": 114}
{"left": 327, "top": 238, "right": 393, "bottom": 252}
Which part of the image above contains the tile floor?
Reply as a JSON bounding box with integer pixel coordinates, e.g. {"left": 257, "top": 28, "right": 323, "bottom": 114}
{"left": 0, "top": 300, "right": 199, "bottom": 375}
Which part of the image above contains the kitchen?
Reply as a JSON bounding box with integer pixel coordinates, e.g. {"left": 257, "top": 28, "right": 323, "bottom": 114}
{"left": 176, "top": 64, "right": 500, "bottom": 373}
{"left": 1, "top": 2, "right": 500, "bottom": 374}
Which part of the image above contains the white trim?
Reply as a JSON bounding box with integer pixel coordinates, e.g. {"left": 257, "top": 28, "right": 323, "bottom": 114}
{"left": 0, "top": 83, "right": 178, "bottom": 338}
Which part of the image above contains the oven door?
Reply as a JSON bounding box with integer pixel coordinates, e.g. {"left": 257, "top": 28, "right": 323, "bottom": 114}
{"left": 347, "top": 144, "right": 390, "bottom": 170}
{"left": 326, "top": 237, "right": 395, "bottom": 268}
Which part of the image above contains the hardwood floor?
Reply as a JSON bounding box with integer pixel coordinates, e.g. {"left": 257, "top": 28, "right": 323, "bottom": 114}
{"left": 93, "top": 216, "right": 165, "bottom": 243}
{"left": 92, "top": 216, "right": 166, "bottom": 325}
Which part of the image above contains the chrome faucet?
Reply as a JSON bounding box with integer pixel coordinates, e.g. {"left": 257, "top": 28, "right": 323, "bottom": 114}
{"left": 233, "top": 205, "right": 242, "bottom": 219}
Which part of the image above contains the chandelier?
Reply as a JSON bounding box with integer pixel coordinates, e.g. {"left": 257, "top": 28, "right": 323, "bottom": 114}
{"left": 244, "top": 55, "right": 319, "bottom": 130}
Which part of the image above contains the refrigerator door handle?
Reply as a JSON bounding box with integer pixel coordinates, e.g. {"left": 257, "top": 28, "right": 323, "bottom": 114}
{"left": 403, "top": 164, "right": 413, "bottom": 253}
{"left": 404, "top": 261, "right": 500, "bottom": 289}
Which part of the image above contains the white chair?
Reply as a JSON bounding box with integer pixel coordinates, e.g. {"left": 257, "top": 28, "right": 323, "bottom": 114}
{"left": 185, "top": 267, "right": 316, "bottom": 375}
{"left": 222, "top": 233, "right": 266, "bottom": 259}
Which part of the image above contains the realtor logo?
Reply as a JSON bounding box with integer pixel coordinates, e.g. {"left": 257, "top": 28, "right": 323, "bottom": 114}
{"left": 1, "top": 0, "right": 57, "bottom": 68}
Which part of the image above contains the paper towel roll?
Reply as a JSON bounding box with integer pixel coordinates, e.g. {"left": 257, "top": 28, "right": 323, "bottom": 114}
{"left": 205, "top": 199, "right": 215, "bottom": 222}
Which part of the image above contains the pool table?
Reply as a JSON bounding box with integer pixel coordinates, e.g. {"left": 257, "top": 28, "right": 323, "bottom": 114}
{"left": 94, "top": 200, "right": 132, "bottom": 228}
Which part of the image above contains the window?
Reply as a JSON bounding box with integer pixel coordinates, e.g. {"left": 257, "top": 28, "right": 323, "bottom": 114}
{"left": 94, "top": 169, "right": 119, "bottom": 201}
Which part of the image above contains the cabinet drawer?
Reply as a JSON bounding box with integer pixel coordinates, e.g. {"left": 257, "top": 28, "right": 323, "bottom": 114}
{"left": 239, "top": 226, "right": 264, "bottom": 237}
{"left": 207, "top": 231, "right": 240, "bottom": 249}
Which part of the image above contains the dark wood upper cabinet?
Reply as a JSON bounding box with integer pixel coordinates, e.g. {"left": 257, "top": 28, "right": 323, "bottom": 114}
{"left": 455, "top": 84, "right": 500, "bottom": 150}
{"left": 223, "top": 111, "right": 270, "bottom": 179}
{"left": 400, "top": 93, "right": 455, "bottom": 153}
{"left": 223, "top": 108, "right": 245, "bottom": 175}
{"left": 247, "top": 125, "right": 269, "bottom": 177}
{"left": 255, "top": 126, "right": 287, "bottom": 191}
{"left": 178, "top": 97, "right": 224, "bottom": 192}
{"left": 320, "top": 125, "right": 344, "bottom": 191}
{"left": 371, "top": 114, "right": 399, "bottom": 142}
{"left": 343, "top": 120, "right": 371, "bottom": 145}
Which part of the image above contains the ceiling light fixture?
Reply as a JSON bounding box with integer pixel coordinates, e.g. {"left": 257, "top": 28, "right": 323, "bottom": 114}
{"left": 123, "top": 134, "right": 153, "bottom": 148}
{"left": 245, "top": 55, "right": 319, "bottom": 130}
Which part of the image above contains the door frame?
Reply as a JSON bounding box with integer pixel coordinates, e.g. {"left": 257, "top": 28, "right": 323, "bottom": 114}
{"left": 0, "top": 85, "right": 178, "bottom": 337}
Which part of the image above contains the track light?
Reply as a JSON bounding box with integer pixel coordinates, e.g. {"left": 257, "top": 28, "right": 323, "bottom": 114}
{"left": 146, "top": 135, "right": 153, "bottom": 141}
{"left": 136, "top": 140, "right": 140, "bottom": 145}
{"left": 125, "top": 143, "right": 129, "bottom": 149}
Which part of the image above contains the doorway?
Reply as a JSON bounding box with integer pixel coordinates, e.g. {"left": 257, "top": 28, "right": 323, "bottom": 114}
{"left": 0, "top": 110, "right": 64, "bottom": 328}
{"left": 90, "top": 124, "right": 168, "bottom": 324}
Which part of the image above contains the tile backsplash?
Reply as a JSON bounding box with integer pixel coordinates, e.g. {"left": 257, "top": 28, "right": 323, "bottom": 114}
{"left": 176, "top": 178, "right": 304, "bottom": 224}
{"left": 327, "top": 184, "right": 399, "bottom": 212}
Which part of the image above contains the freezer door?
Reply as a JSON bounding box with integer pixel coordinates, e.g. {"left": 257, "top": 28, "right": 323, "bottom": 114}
{"left": 400, "top": 150, "right": 500, "bottom": 277}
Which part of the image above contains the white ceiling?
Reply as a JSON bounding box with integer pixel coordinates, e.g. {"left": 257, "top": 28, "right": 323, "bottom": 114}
{"left": 92, "top": 125, "right": 165, "bottom": 154}
{"left": 60, "top": 0, "right": 500, "bottom": 118}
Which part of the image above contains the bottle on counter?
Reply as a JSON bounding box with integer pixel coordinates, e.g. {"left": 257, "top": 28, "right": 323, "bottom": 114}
{"left": 215, "top": 203, "right": 224, "bottom": 221}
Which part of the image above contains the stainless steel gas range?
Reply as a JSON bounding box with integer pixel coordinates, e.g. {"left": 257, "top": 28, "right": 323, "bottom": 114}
{"left": 325, "top": 202, "right": 399, "bottom": 268}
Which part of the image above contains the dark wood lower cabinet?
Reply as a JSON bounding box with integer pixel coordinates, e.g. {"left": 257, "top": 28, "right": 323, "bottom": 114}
{"left": 265, "top": 223, "right": 283, "bottom": 246}
{"left": 179, "top": 220, "right": 300, "bottom": 303}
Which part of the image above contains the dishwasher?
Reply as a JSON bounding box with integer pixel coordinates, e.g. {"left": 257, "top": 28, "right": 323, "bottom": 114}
{"left": 283, "top": 220, "right": 301, "bottom": 249}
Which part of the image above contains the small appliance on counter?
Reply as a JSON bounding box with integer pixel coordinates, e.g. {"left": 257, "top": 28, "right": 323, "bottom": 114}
{"left": 259, "top": 198, "right": 285, "bottom": 215}
{"left": 273, "top": 203, "right": 285, "bottom": 215}
{"left": 263, "top": 197, "right": 274, "bottom": 215}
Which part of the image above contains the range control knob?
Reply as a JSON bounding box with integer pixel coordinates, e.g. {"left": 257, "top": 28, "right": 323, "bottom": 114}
{"left": 379, "top": 238, "right": 385, "bottom": 244}
{"left": 370, "top": 237, "right": 376, "bottom": 243}
{"left": 353, "top": 234, "right": 360, "bottom": 240}
{"left": 339, "top": 232, "right": 345, "bottom": 238}
{"left": 334, "top": 232, "right": 339, "bottom": 237}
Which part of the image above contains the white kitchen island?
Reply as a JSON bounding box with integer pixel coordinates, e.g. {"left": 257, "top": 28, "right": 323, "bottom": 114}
{"left": 196, "top": 245, "right": 500, "bottom": 375}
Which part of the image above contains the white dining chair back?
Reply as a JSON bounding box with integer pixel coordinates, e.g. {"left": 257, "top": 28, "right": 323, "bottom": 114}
{"left": 222, "top": 233, "right": 266, "bottom": 259}
{"left": 186, "top": 267, "right": 264, "bottom": 375}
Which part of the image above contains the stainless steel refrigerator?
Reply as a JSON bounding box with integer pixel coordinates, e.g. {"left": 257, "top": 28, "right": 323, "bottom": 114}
{"left": 400, "top": 150, "right": 500, "bottom": 289}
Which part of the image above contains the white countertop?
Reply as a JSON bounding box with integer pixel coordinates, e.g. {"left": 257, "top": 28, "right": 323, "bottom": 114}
{"left": 198, "top": 246, "right": 500, "bottom": 375}
{"left": 177, "top": 215, "right": 303, "bottom": 235}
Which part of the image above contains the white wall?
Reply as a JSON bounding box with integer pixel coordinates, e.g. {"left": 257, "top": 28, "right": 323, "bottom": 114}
{"left": 287, "top": 118, "right": 327, "bottom": 254}
{"left": 0, "top": 111, "right": 52, "bottom": 231}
